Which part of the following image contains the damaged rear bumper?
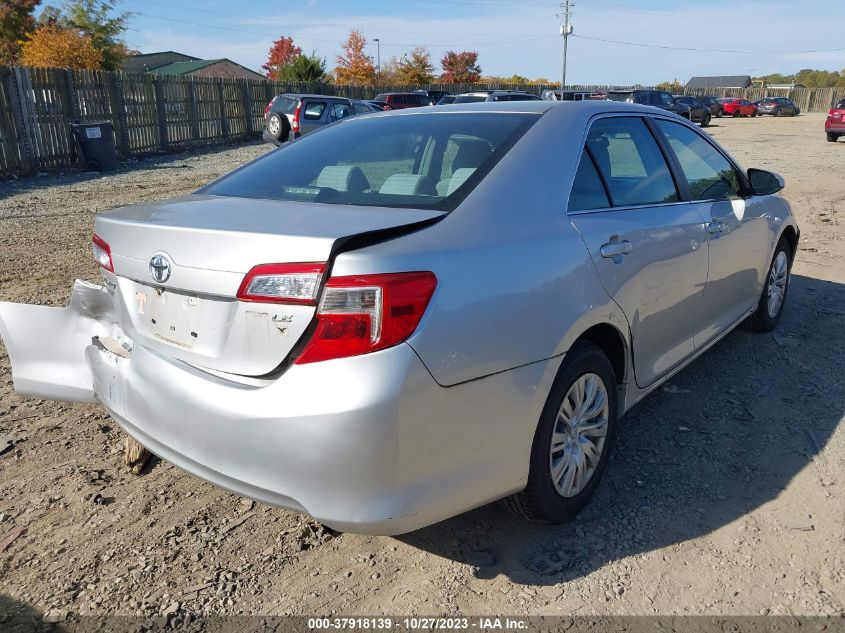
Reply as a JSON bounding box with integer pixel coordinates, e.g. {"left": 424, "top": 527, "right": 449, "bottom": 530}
{"left": 0, "top": 280, "right": 549, "bottom": 534}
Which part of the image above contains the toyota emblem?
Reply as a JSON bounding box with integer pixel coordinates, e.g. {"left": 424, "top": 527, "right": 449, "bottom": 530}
{"left": 149, "top": 253, "right": 172, "bottom": 284}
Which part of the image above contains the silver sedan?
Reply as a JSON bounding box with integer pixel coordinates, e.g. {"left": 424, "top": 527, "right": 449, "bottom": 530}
{"left": 0, "top": 101, "right": 799, "bottom": 534}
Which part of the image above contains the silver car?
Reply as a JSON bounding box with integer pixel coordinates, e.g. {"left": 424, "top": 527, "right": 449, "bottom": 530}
{"left": 0, "top": 102, "right": 799, "bottom": 535}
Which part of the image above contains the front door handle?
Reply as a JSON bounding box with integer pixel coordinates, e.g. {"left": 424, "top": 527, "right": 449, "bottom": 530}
{"left": 707, "top": 221, "right": 727, "bottom": 235}
{"left": 600, "top": 240, "right": 633, "bottom": 258}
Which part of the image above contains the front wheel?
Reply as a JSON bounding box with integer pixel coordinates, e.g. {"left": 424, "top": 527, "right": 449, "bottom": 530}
{"left": 717, "top": 108, "right": 724, "bottom": 118}
{"left": 701, "top": 113, "right": 711, "bottom": 128}
{"left": 733, "top": 109, "right": 741, "bottom": 118}
{"left": 743, "top": 238, "right": 791, "bottom": 332}
{"left": 501, "top": 342, "right": 618, "bottom": 524}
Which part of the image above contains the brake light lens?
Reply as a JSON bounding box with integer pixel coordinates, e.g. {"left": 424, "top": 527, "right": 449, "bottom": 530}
{"left": 92, "top": 233, "right": 113, "bottom": 272}
{"left": 236, "top": 263, "right": 325, "bottom": 305}
{"left": 292, "top": 102, "right": 302, "bottom": 133}
{"left": 264, "top": 97, "right": 275, "bottom": 115}
{"left": 295, "top": 272, "right": 437, "bottom": 365}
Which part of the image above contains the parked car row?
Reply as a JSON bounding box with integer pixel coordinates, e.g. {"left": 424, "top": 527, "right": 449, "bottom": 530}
{"left": 261, "top": 90, "right": 816, "bottom": 147}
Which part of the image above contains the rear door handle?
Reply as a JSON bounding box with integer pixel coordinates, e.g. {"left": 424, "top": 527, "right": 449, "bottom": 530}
{"left": 600, "top": 240, "right": 633, "bottom": 258}
{"left": 707, "top": 221, "right": 727, "bottom": 235}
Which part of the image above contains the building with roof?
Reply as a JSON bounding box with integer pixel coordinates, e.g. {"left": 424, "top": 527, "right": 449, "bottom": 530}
{"left": 686, "top": 75, "right": 752, "bottom": 90}
{"left": 121, "top": 51, "right": 265, "bottom": 81}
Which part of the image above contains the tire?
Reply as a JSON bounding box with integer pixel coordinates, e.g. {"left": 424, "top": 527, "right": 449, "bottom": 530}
{"left": 743, "top": 238, "right": 792, "bottom": 332}
{"left": 501, "top": 341, "right": 618, "bottom": 524}
{"left": 701, "top": 113, "right": 711, "bottom": 128}
{"left": 773, "top": 108, "right": 780, "bottom": 117}
{"left": 717, "top": 108, "right": 724, "bottom": 118}
{"left": 733, "top": 109, "right": 741, "bottom": 118}
{"left": 265, "top": 112, "right": 288, "bottom": 142}
{"left": 751, "top": 110, "right": 758, "bottom": 117}
{"left": 827, "top": 133, "right": 838, "bottom": 143}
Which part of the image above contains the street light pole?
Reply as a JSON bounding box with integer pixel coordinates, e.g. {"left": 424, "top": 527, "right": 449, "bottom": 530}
{"left": 374, "top": 38, "right": 381, "bottom": 72}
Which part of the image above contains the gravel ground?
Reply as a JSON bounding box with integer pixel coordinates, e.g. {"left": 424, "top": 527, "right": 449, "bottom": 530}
{"left": 0, "top": 114, "right": 843, "bottom": 624}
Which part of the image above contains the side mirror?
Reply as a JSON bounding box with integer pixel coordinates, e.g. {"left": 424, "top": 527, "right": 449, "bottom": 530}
{"left": 748, "top": 168, "right": 785, "bottom": 195}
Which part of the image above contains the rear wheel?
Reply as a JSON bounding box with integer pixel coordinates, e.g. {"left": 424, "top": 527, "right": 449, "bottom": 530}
{"left": 773, "top": 108, "right": 780, "bottom": 117}
{"left": 266, "top": 112, "right": 289, "bottom": 142}
{"left": 827, "top": 133, "right": 838, "bottom": 143}
{"left": 501, "top": 342, "right": 618, "bottom": 524}
{"left": 701, "top": 113, "right": 711, "bottom": 128}
{"left": 717, "top": 108, "right": 724, "bottom": 118}
{"left": 751, "top": 110, "right": 758, "bottom": 117}
{"left": 743, "top": 238, "right": 791, "bottom": 332}
{"left": 733, "top": 109, "right": 741, "bottom": 118}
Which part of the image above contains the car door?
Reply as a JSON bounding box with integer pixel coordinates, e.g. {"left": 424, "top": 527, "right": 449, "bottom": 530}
{"left": 652, "top": 118, "right": 770, "bottom": 346}
{"left": 329, "top": 101, "right": 352, "bottom": 122}
{"left": 568, "top": 115, "right": 709, "bottom": 388}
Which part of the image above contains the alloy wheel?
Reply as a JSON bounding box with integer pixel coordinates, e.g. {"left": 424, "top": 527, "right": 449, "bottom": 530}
{"left": 767, "top": 251, "right": 789, "bottom": 318}
{"left": 549, "top": 373, "right": 609, "bottom": 498}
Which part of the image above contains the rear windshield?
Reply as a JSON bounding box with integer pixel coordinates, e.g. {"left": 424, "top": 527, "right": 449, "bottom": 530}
{"left": 203, "top": 112, "right": 538, "bottom": 211}
{"left": 837, "top": 98, "right": 845, "bottom": 108}
{"left": 606, "top": 93, "right": 633, "bottom": 102}
{"left": 275, "top": 96, "right": 297, "bottom": 114}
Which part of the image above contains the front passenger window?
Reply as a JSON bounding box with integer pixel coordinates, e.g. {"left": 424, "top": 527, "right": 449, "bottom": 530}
{"left": 655, "top": 119, "right": 741, "bottom": 201}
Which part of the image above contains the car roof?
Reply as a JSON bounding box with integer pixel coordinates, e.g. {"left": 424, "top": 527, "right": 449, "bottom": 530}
{"left": 355, "top": 100, "right": 672, "bottom": 118}
{"left": 279, "top": 93, "right": 349, "bottom": 101}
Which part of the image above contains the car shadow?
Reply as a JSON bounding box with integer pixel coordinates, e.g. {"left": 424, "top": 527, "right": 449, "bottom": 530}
{"left": 0, "top": 593, "right": 64, "bottom": 632}
{"left": 396, "top": 273, "right": 844, "bottom": 584}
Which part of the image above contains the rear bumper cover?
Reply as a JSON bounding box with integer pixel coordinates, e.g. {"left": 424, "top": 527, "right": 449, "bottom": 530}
{"left": 1, "top": 281, "right": 554, "bottom": 534}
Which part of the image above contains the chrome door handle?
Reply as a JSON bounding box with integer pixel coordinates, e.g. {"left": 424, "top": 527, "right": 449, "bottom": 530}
{"left": 707, "top": 221, "right": 727, "bottom": 234}
{"left": 600, "top": 240, "right": 633, "bottom": 258}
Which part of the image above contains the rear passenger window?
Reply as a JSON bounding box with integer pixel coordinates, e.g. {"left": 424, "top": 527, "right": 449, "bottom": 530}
{"left": 586, "top": 117, "right": 679, "bottom": 207}
{"left": 655, "top": 120, "right": 741, "bottom": 201}
{"left": 303, "top": 102, "right": 325, "bottom": 120}
{"left": 568, "top": 153, "right": 610, "bottom": 211}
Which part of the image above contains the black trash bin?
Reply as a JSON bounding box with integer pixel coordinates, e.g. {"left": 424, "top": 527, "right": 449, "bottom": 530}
{"left": 71, "top": 121, "right": 117, "bottom": 172}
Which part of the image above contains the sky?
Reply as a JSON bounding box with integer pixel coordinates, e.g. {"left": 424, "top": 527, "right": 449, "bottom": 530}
{"left": 110, "top": 0, "right": 844, "bottom": 84}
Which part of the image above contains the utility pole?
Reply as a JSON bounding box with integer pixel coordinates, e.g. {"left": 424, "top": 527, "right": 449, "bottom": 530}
{"left": 559, "top": 0, "right": 573, "bottom": 95}
{"left": 374, "top": 38, "right": 381, "bottom": 73}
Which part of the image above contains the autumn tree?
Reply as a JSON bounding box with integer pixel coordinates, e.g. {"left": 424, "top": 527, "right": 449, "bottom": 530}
{"left": 335, "top": 29, "right": 375, "bottom": 85}
{"left": 656, "top": 79, "right": 684, "bottom": 92}
{"left": 440, "top": 50, "right": 481, "bottom": 83}
{"left": 376, "top": 55, "right": 400, "bottom": 85}
{"left": 263, "top": 35, "right": 302, "bottom": 79}
{"left": 396, "top": 46, "right": 434, "bottom": 85}
{"left": 60, "top": 0, "right": 130, "bottom": 70}
{"left": 0, "top": 0, "right": 41, "bottom": 65}
{"left": 20, "top": 23, "right": 103, "bottom": 68}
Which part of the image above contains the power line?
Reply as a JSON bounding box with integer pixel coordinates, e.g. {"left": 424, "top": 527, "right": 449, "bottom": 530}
{"left": 571, "top": 33, "right": 845, "bottom": 55}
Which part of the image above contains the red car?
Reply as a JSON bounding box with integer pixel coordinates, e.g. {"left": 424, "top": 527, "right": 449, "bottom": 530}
{"left": 719, "top": 98, "right": 758, "bottom": 117}
{"left": 825, "top": 97, "right": 845, "bottom": 142}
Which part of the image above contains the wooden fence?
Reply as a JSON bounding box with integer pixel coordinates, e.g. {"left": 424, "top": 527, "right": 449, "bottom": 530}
{"left": 2, "top": 65, "right": 844, "bottom": 178}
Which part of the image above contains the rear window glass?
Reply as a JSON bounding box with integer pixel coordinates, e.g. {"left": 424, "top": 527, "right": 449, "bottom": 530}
{"left": 276, "top": 96, "right": 297, "bottom": 115}
{"left": 837, "top": 98, "right": 845, "bottom": 108}
{"left": 606, "top": 93, "right": 633, "bottom": 102}
{"left": 203, "top": 113, "right": 538, "bottom": 211}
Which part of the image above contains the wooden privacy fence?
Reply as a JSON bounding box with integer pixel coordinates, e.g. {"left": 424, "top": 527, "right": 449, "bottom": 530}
{"left": 2, "top": 65, "right": 844, "bottom": 178}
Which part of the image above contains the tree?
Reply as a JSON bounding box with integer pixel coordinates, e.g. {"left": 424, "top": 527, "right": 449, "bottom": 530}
{"left": 335, "top": 29, "right": 375, "bottom": 85}
{"left": 440, "top": 50, "right": 481, "bottom": 83}
{"left": 277, "top": 52, "right": 327, "bottom": 82}
{"left": 20, "top": 23, "right": 102, "bottom": 68}
{"left": 262, "top": 35, "right": 302, "bottom": 79}
{"left": 0, "top": 0, "right": 41, "bottom": 65}
{"left": 376, "top": 55, "right": 401, "bottom": 86}
{"left": 396, "top": 46, "right": 434, "bottom": 85}
{"left": 62, "top": 0, "right": 130, "bottom": 70}
{"left": 656, "top": 79, "right": 684, "bottom": 93}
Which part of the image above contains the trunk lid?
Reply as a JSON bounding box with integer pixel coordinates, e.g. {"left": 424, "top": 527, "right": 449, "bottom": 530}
{"left": 95, "top": 194, "right": 444, "bottom": 376}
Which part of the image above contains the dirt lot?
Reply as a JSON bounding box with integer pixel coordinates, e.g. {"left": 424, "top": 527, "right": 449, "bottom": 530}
{"left": 0, "top": 113, "right": 843, "bottom": 623}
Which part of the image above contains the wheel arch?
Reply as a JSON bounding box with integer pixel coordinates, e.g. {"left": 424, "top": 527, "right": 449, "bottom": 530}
{"left": 572, "top": 322, "right": 629, "bottom": 387}
{"left": 778, "top": 224, "right": 799, "bottom": 267}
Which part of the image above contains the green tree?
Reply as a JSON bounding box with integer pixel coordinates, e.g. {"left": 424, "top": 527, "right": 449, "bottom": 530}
{"left": 62, "top": 0, "right": 130, "bottom": 70}
{"left": 0, "top": 0, "right": 41, "bottom": 65}
{"left": 396, "top": 46, "right": 434, "bottom": 84}
{"left": 277, "top": 52, "right": 328, "bottom": 82}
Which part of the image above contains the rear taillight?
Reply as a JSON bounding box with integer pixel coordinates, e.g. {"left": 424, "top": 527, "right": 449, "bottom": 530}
{"left": 236, "top": 263, "right": 325, "bottom": 305}
{"left": 292, "top": 102, "right": 302, "bottom": 133}
{"left": 264, "top": 99, "right": 274, "bottom": 115}
{"left": 295, "top": 271, "right": 437, "bottom": 364}
{"left": 92, "top": 233, "right": 113, "bottom": 272}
